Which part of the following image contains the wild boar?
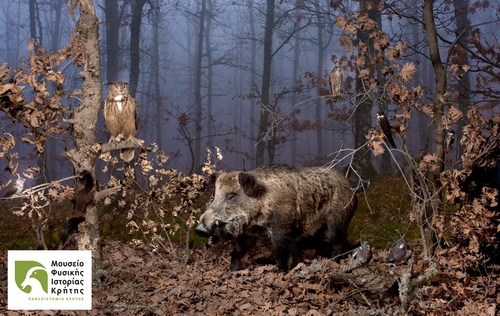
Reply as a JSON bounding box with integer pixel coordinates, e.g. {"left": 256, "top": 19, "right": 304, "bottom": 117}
{"left": 195, "top": 164, "right": 357, "bottom": 272}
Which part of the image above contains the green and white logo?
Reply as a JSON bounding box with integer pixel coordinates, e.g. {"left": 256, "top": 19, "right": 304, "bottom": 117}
{"left": 14, "top": 261, "right": 48, "bottom": 294}
{"left": 8, "top": 250, "right": 92, "bottom": 310}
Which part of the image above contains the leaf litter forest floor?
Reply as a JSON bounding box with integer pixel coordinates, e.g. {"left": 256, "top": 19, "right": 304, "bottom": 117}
{"left": 0, "top": 177, "right": 499, "bottom": 315}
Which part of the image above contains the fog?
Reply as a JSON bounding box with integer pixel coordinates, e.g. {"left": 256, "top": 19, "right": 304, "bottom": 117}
{"left": 0, "top": 0, "right": 498, "bottom": 188}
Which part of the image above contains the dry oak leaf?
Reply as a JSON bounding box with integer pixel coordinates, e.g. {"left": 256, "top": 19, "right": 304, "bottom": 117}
{"left": 450, "top": 64, "right": 471, "bottom": 73}
{"left": 0, "top": 132, "right": 15, "bottom": 157}
{"left": 400, "top": 63, "right": 416, "bottom": 82}
{"left": 371, "top": 31, "right": 389, "bottom": 52}
{"left": 339, "top": 35, "right": 354, "bottom": 52}
{"left": 369, "top": 138, "right": 385, "bottom": 156}
{"left": 335, "top": 16, "right": 357, "bottom": 35}
{"left": 442, "top": 107, "right": 464, "bottom": 127}
{"left": 386, "top": 41, "right": 407, "bottom": 60}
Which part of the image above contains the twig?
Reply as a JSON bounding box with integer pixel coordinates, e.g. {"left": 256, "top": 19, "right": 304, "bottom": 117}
{"left": 399, "top": 255, "right": 414, "bottom": 312}
{"left": 94, "top": 186, "right": 121, "bottom": 201}
{"left": 349, "top": 279, "right": 377, "bottom": 311}
{"left": 100, "top": 138, "right": 145, "bottom": 153}
{"left": 0, "top": 175, "right": 79, "bottom": 200}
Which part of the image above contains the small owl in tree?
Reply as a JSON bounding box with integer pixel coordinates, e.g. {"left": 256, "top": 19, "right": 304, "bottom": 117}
{"left": 103, "top": 81, "right": 138, "bottom": 162}
{"left": 329, "top": 66, "right": 343, "bottom": 98}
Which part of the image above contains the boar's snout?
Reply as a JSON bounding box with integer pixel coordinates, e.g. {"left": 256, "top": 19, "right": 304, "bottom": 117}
{"left": 195, "top": 212, "right": 219, "bottom": 237}
{"left": 195, "top": 223, "right": 211, "bottom": 237}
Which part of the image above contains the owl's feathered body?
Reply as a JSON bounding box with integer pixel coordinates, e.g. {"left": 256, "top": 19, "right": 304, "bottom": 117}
{"left": 103, "top": 81, "right": 138, "bottom": 162}
{"left": 329, "top": 66, "right": 343, "bottom": 98}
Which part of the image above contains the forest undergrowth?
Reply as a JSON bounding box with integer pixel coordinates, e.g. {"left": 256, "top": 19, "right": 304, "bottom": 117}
{"left": 0, "top": 174, "right": 498, "bottom": 315}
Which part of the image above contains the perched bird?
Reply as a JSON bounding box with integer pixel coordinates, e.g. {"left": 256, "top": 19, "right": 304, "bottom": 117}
{"left": 352, "top": 240, "right": 372, "bottom": 263}
{"left": 445, "top": 130, "right": 455, "bottom": 154}
{"left": 103, "top": 81, "right": 138, "bottom": 162}
{"left": 376, "top": 111, "right": 396, "bottom": 148}
{"left": 329, "top": 66, "right": 343, "bottom": 98}
{"left": 4, "top": 175, "right": 25, "bottom": 198}
{"left": 385, "top": 238, "right": 407, "bottom": 264}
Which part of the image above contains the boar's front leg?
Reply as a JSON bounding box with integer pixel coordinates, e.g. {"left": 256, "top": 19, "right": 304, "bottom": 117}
{"left": 271, "top": 231, "right": 297, "bottom": 273}
{"left": 230, "top": 234, "right": 256, "bottom": 271}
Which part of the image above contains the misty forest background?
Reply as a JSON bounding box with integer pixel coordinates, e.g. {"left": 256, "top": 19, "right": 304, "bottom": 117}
{"left": 0, "top": 0, "right": 499, "bottom": 314}
{"left": 0, "top": 0, "right": 495, "bottom": 178}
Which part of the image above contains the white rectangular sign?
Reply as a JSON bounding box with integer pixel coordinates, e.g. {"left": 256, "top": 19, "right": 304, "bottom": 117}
{"left": 8, "top": 250, "right": 92, "bottom": 310}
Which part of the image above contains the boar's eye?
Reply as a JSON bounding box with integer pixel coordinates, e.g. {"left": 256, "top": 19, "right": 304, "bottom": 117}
{"left": 226, "top": 192, "right": 237, "bottom": 201}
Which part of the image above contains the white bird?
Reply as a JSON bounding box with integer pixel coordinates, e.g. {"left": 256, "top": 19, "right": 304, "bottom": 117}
{"left": 385, "top": 238, "right": 408, "bottom": 264}
{"left": 4, "top": 175, "right": 25, "bottom": 198}
{"left": 20, "top": 266, "right": 47, "bottom": 295}
{"left": 352, "top": 240, "right": 372, "bottom": 263}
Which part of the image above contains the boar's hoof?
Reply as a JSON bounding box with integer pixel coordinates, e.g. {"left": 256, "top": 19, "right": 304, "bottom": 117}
{"left": 230, "top": 259, "right": 240, "bottom": 271}
{"left": 195, "top": 224, "right": 211, "bottom": 237}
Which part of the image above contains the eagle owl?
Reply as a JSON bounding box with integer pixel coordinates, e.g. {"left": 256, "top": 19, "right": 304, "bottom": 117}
{"left": 103, "top": 81, "right": 138, "bottom": 162}
{"left": 329, "top": 66, "right": 343, "bottom": 98}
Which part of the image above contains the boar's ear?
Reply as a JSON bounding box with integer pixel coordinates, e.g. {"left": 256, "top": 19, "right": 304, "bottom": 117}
{"left": 238, "top": 172, "right": 267, "bottom": 198}
{"left": 206, "top": 172, "right": 219, "bottom": 196}
{"left": 209, "top": 172, "right": 219, "bottom": 186}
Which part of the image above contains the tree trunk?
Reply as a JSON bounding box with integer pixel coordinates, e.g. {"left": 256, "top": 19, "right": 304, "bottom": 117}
{"left": 290, "top": 7, "right": 302, "bottom": 166}
{"left": 64, "top": 0, "right": 103, "bottom": 272}
{"left": 35, "top": 0, "right": 43, "bottom": 46}
{"left": 422, "top": 0, "right": 446, "bottom": 256}
{"left": 205, "top": 0, "right": 213, "bottom": 149}
{"left": 2, "top": 5, "right": 13, "bottom": 64}
{"left": 193, "top": 0, "right": 207, "bottom": 173}
{"left": 452, "top": 0, "right": 471, "bottom": 157}
{"left": 29, "top": 0, "right": 42, "bottom": 48}
{"left": 104, "top": 0, "right": 120, "bottom": 83}
{"left": 371, "top": 7, "right": 392, "bottom": 176}
{"left": 354, "top": 1, "right": 376, "bottom": 172}
{"left": 129, "top": 0, "right": 147, "bottom": 98}
{"left": 236, "top": 46, "right": 244, "bottom": 169}
{"left": 248, "top": 0, "right": 257, "bottom": 168}
{"left": 412, "top": 7, "right": 429, "bottom": 152}
{"left": 29, "top": 0, "right": 45, "bottom": 184}
{"left": 315, "top": 5, "right": 324, "bottom": 164}
{"left": 255, "top": 0, "right": 275, "bottom": 166}
{"left": 50, "top": 0, "right": 63, "bottom": 52}
{"left": 151, "top": 0, "right": 163, "bottom": 149}
{"left": 45, "top": 0, "right": 64, "bottom": 181}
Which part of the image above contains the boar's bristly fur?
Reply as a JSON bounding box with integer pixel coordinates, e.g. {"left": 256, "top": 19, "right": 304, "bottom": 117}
{"left": 195, "top": 164, "right": 357, "bottom": 272}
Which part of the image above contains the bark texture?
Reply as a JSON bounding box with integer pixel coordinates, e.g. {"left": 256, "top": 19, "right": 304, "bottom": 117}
{"left": 64, "top": 0, "right": 103, "bottom": 273}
